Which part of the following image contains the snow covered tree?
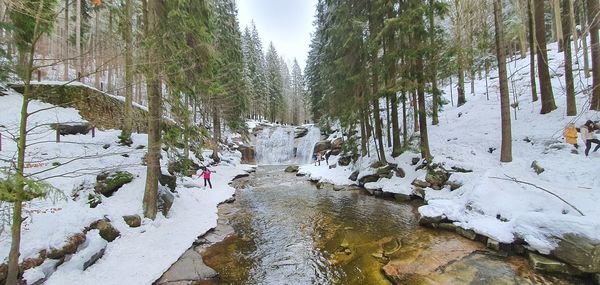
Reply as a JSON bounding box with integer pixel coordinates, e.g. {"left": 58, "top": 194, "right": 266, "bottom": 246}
{"left": 265, "top": 42, "right": 284, "bottom": 123}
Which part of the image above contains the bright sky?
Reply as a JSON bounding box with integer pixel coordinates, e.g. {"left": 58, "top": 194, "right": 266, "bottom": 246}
{"left": 236, "top": 0, "right": 318, "bottom": 70}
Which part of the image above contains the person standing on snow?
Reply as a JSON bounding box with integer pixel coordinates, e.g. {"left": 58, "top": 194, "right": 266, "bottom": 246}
{"left": 563, "top": 123, "right": 578, "bottom": 149}
{"left": 581, "top": 120, "right": 600, "bottom": 156}
{"left": 198, "top": 167, "right": 213, "bottom": 189}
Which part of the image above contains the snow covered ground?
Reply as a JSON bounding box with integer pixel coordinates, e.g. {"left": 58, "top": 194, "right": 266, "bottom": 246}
{"left": 299, "top": 41, "right": 600, "bottom": 255}
{"left": 0, "top": 86, "right": 253, "bottom": 284}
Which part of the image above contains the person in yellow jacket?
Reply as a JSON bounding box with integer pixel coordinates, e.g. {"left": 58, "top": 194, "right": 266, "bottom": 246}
{"left": 563, "top": 123, "right": 578, "bottom": 149}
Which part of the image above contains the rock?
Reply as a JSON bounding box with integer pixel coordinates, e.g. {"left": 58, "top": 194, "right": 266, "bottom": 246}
{"left": 425, "top": 169, "right": 450, "bottom": 187}
{"left": 531, "top": 160, "right": 545, "bottom": 175}
{"left": 418, "top": 213, "right": 444, "bottom": 226}
{"left": 338, "top": 156, "right": 352, "bottom": 166}
{"left": 370, "top": 161, "right": 387, "bottom": 168}
{"left": 412, "top": 179, "right": 430, "bottom": 188}
{"left": 284, "top": 165, "right": 299, "bottom": 173}
{"left": 551, "top": 233, "right": 600, "bottom": 273}
{"left": 358, "top": 174, "right": 379, "bottom": 185}
{"left": 437, "top": 223, "right": 457, "bottom": 232}
{"left": 295, "top": 172, "right": 306, "bottom": 177}
{"left": 413, "top": 187, "right": 426, "bottom": 199}
{"left": 238, "top": 145, "right": 256, "bottom": 164}
{"left": 445, "top": 180, "right": 463, "bottom": 191}
{"left": 47, "top": 233, "right": 87, "bottom": 259}
{"left": 594, "top": 273, "right": 600, "bottom": 284}
{"left": 348, "top": 170, "right": 359, "bottom": 181}
{"left": 394, "top": 167, "right": 405, "bottom": 178}
{"left": 158, "top": 187, "right": 175, "bottom": 217}
{"left": 94, "top": 220, "right": 120, "bottom": 242}
{"left": 451, "top": 166, "right": 472, "bottom": 173}
{"left": 95, "top": 171, "right": 134, "bottom": 197}
{"left": 486, "top": 239, "right": 500, "bottom": 251}
{"left": 411, "top": 157, "right": 420, "bottom": 165}
{"left": 87, "top": 193, "right": 102, "bottom": 208}
{"left": 394, "top": 193, "right": 411, "bottom": 202}
{"left": 102, "top": 144, "right": 111, "bottom": 149}
{"left": 167, "top": 158, "right": 201, "bottom": 177}
{"left": 294, "top": 127, "right": 308, "bottom": 138}
{"left": 331, "top": 138, "right": 343, "bottom": 150}
{"left": 83, "top": 246, "right": 106, "bottom": 270}
{"left": 328, "top": 164, "right": 337, "bottom": 169}
{"left": 376, "top": 167, "right": 393, "bottom": 179}
{"left": 456, "top": 227, "right": 477, "bottom": 240}
{"left": 50, "top": 122, "right": 92, "bottom": 135}
{"left": 123, "top": 215, "right": 141, "bottom": 228}
{"left": 157, "top": 248, "right": 218, "bottom": 283}
{"left": 528, "top": 252, "right": 583, "bottom": 275}
{"left": 313, "top": 140, "right": 332, "bottom": 153}
{"left": 159, "top": 173, "right": 177, "bottom": 192}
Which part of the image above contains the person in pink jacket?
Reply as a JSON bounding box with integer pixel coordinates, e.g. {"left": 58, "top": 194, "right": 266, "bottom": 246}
{"left": 198, "top": 167, "right": 212, "bottom": 189}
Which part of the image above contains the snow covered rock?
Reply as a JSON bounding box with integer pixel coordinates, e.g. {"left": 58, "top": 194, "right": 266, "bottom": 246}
{"left": 95, "top": 171, "right": 134, "bottom": 197}
{"left": 50, "top": 122, "right": 92, "bottom": 136}
{"left": 158, "top": 187, "right": 175, "bottom": 217}
{"left": 122, "top": 215, "right": 141, "bottom": 228}
{"left": 284, "top": 165, "right": 299, "bottom": 173}
{"left": 551, "top": 233, "right": 600, "bottom": 273}
{"left": 92, "top": 220, "right": 120, "bottom": 242}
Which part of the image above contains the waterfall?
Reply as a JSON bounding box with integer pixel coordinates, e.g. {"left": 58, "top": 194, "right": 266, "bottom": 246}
{"left": 254, "top": 126, "right": 321, "bottom": 165}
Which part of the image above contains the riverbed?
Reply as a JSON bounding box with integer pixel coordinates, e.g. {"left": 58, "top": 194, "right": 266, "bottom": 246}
{"left": 195, "top": 166, "right": 589, "bottom": 284}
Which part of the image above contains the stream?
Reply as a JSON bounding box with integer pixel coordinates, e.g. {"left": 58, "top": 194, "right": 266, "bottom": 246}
{"left": 193, "top": 166, "right": 588, "bottom": 285}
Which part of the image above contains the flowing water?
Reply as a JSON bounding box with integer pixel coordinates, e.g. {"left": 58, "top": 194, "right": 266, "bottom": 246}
{"left": 198, "top": 166, "right": 589, "bottom": 285}
{"left": 254, "top": 126, "right": 321, "bottom": 165}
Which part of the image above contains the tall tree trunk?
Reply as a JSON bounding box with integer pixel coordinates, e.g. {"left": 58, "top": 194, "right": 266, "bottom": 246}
{"left": 528, "top": 0, "right": 538, "bottom": 102}
{"left": 76, "top": 0, "right": 81, "bottom": 79}
{"left": 582, "top": 0, "right": 591, "bottom": 78}
{"left": 211, "top": 103, "right": 221, "bottom": 162}
{"left": 535, "top": 0, "right": 557, "bottom": 114}
{"left": 402, "top": 91, "right": 408, "bottom": 147}
{"left": 63, "top": 0, "right": 69, "bottom": 80}
{"left": 563, "top": 0, "right": 577, "bottom": 115}
{"left": 386, "top": 96, "right": 391, "bottom": 147}
{"left": 391, "top": 92, "right": 402, "bottom": 157}
{"left": 457, "top": 55, "right": 466, "bottom": 106}
{"left": 553, "top": 0, "right": 564, "bottom": 52}
{"left": 570, "top": 0, "right": 579, "bottom": 56}
{"left": 121, "top": 0, "right": 133, "bottom": 143}
{"left": 430, "top": 0, "right": 439, "bottom": 125}
{"left": 372, "top": 99, "right": 387, "bottom": 163}
{"left": 360, "top": 110, "right": 368, "bottom": 157}
{"left": 588, "top": 0, "right": 600, "bottom": 110}
{"left": 494, "top": 0, "right": 513, "bottom": 163}
{"left": 416, "top": 56, "right": 431, "bottom": 160}
{"left": 143, "top": 0, "right": 162, "bottom": 220}
{"left": 412, "top": 89, "right": 418, "bottom": 132}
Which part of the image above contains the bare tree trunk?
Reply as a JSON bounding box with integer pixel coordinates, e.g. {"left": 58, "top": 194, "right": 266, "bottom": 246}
{"left": 360, "top": 109, "right": 368, "bottom": 157}
{"left": 75, "top": 0, "right": 81, "bottom": 79}
{"left": 143, "top": 0, "right": 161, "bottom": 220}
{"left": 211, "top": 103, "right": 221, "bottom": 162}
{"left": 412, "top": 89, "right": 419, "bottom": 132}
{"left": 588, "top": 0, "right": 600, "bottom": 110}
{"left": 582, "top": 0, "right": 591, "bottom": 78}
{"left": 430, "top": 0, "right": 439, "bottom": 125}
{"left": 402, "top": 91, "right": 408, "bottom": 147}
{"left": 63, "top": 0, "right": 69, "bottom": 80}
{"left": 391, "top": 92, "right": 402, "bottom": 157}
{"left": 563, "top": 0, "right": 577, "bottom": 115}
{"left": 494, "top": 0, "right": 513, "bottom": 163}
{"left": 416, "top": 56, "right": 431, "bottom": 160}
{"left": 121, "top": 0, "right": 134, "bottom": 143}
{"left": 535, "top": 0, "right": 557, "bottom": 114}
{"left": 570, "top": 0, "right": 579, "bottom": 56}
{"left": 386, "top": 96, "right": 391, "bottom": 147}
{"left": 528, "top": 0, "right": 538, "bottom": 102}
{"left": 553, "top": 0, "right": 564, "bottom": 52}
{"left": 372, "top": 99, "right": 387, "bottom": 163}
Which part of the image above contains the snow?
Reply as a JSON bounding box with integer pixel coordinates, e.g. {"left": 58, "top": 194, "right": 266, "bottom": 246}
{"left": 0, "top": 86, "right": 254, "bottom": 284}
{"left": 298, "top": 39, "right": 600, "bottom": 255}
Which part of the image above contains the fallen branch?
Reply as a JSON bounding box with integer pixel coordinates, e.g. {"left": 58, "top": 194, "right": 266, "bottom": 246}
{"left": 490, "top": 175, "right": 585, "bottom": 216}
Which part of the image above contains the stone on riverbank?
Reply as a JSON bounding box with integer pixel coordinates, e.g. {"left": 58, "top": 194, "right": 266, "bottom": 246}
{"left": 156, "top": 248, "right": 218, "bottom": 284}
{"left": 551, "top": 233, "right": 600, "bottom": 273}
{"left": 528, "top": 252, "right": 583, "bottom": 275}
{"left": 284, "top": 165, "right": 299, "bottom": 173}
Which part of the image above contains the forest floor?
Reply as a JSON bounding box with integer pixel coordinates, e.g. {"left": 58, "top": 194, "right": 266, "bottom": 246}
{"left": 0, "top": 86, "right": 252, "bottom": 284}
{"left": 300, "top": 41, "right": 600, "bottom": 256}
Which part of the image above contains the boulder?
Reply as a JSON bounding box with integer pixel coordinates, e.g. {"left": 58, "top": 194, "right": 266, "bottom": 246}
{"left": 376, "top": 167, "right": 393, "bottom": 179}
{"left": 83, "top": 246, "right": 107, "bottom": 270}
{"left": 411, "top": 157, "right": 421, "bottom": 165}
{"left": 50, "top": 122, "right": 92, "bottom": 135}
{"left": 156, "top": 248, "right": 218, "bottom": 283}
{"left": 425, "top": 169, "right": 450, "bottom": 187}
{"left": 394, "top": 193, "right": 411, "bottom": 201}
{"left": 331, "top": 138, "right": 344, "bottom": 150}
{"left": 328, "top": 164, "right": 337, "bottom": 169}
{"left": 238, "top": 145, "right": 256, "bottom": 164}
{"left": 313, "top": 140, "right": 332, "bottom": 153}
{"left": 412, "top": 179, "right": 430, "bottom": 188}
{"left": 294, "top": 127, "right": 308, "bottom": 138}
{"left": 370, "top": 161, "right": 387, "bottom": 168}
{"left": 338, "top": 156, "right": 352, "bottom": 166}
{"left": 348, "top": 170, "right": 359, "bottom": 181}
{"left": 159, "top": 173, "right": 177, "bottom": 192}
{"left": 284, "top": 165, "right": 299, "bottom": 173}
{"left": 158, "top": 187, "right": 175, "bottom": 217}
{"left": 358, "top": 174, "right": 379, "bottom": 185}
{"left": 123, "top": 215, "right": 141, "bottom": 228}
{"left": 95, "top": 171, "right": 134, "bottom": 197}
{"left": 394, "top": 167, "right": 406, "bottom": 178}
{"left": 528, "top": 252, "right": 583, "bottom": 275}
{"left": 94, "top": 220, "right": 120, "bottom": 242}
{"left": 418, "top": 213, "right": 444, "bottom": 226}
{"left": 551, "top": 233, "right": 600, "bottom": 273}
{"left": 167, "top": 158, "right": 201, "bottom": 177}
{"left": 456, "top": 227, "right": 477, "bottom": 240}
{"left": 47, "top": 233, "right": 87, "bottom": 259}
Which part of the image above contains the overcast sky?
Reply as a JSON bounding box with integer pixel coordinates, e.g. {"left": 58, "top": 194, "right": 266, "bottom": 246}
{"left": 237, "top": 0, "right": 318, "bottom": 70}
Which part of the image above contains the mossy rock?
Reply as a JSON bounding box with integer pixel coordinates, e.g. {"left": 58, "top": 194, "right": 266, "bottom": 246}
{"left": 376, "top": 167, "right": 393, "bottom": 179}
{"left": 167, "top": 158, "right": 200, "bottom": 177}
{"left": 348, "top": 170, "right": 359, "bottom": 181}
{"left": 528, "top": 252, "right": 583, "bottom": 275}
{"left": 425, "top": 169, "right": 450, "bottom": 187}
{"left": 359, "top": 174, "right": 379, "bottom": 185}
{"left": 531, "top": 160, "right": 545, "bottom": 175}
{"left": 284, "top": 165, "right": 299, "bottom": 173}
{"left": 159, "top": 173, "right": 177, "bottom": 192}
{"left": 95, "top": 171, "right": 134, "bottom": 197}
{"left": 88, "top": 193, "right": 102, "bottom": 208}
{"left": 47, "top": 233, "right": 86, "bottom": 259}
{"left": 123, "top": 215, "right": 141, "bottom": 228}
{"left": 338, "top": 156, "right": 352, "bottom": 166}
{"left": 94, "top": 220, "right": 121, "bottom": 242}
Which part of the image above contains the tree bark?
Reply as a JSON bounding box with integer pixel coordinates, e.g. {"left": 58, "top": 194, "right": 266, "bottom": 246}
{"left": 430, "top": 0, "right": 439, "bottom": 125}
{"left": 75, "top": 0, "right": 81, "bottom": 79}
{"left": 588, "top": 0, "right": 600, "bottom": 110}
{"left": 563, "top": 0, "right": 577, "bottom": 115}
{"left": 527, "top": 0, "right": 538, "bottom": 102}
{"left": 391, "top": 92, "right": 402, "bottom": 157}
{"left": 535, "top": 0, "right": 557, "bottom": 114}
{"left": 553, "top": 0, "right": 564, "bottom": 52}
{"left": 63, "top": 0, "right": 69, "bottom": 80}
{"left": 121, "top": 0, "right": 134, "bottom": 142}
{"left": 416, "top": 56, "right": 431, "bottom": 160}
{"left": 402, "top": 91, "right": 408, "bottom": 147}
{"left": 582, "top": 0, "right": 591, "bottom": 78}
{"left": 494, "top": 0, "right": 513, "bottom": 163}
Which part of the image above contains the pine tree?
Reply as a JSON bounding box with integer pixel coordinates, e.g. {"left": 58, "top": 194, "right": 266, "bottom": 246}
{"left": 265, "top": 42, "right": 284, "bottom": 123}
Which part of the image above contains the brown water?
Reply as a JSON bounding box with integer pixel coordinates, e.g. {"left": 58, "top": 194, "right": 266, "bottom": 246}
{"left": 199, "top": 166, "right": 588, "bottom": 285}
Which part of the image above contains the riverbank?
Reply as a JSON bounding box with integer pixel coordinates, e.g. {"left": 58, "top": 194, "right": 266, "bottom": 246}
{"left": 298, "top": 41, "right": 600, "bottom": 279}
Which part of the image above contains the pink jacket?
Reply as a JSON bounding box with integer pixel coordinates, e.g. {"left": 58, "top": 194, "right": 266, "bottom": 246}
{"left": 202, "top": 170, "right": 211, "bottom": 179}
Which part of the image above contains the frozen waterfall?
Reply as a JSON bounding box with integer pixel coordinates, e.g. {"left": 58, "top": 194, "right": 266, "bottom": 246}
{"left": 254, "top": 126, "right": 321, "bottom": 165}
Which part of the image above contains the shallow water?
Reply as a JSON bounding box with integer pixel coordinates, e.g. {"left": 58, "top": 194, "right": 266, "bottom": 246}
{"left": 199, "top": 166, "right": 588, "bottom": 285}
